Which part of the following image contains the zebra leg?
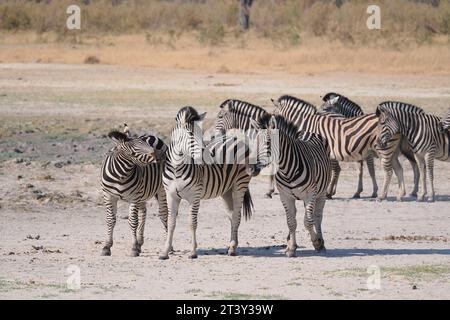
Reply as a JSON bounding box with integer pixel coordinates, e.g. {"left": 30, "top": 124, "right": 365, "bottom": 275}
{"left": 188, "top": 199, "right": 200, "bottom": 259}
{"left": 156, "top": 188, "right": 173, "bottom": 253}
{"left": 312, "top": 196, "right": 326, "bottom": 252}
{"left": 415, "top": 154, "right": 427, "bottom": 202}
{"left": 378, "top": 152, "right": 393, "bottom": 201}
{"left": 425, "top": 152, "right": 435, "bottom": 202}
{"left": 221, "top": 190, "right": 237, "bottom": 255}
{"left": 136, "top": 202, "right": 147, "bottom": 254}
{"left": 159, "top": 193, "right": 180, "bottom": 260}
{"left": 391, "top": 156, "right": 406, "bottom": 201}
{"left": 101, "top": 194, "right": 118, "bottom": 256}
{"left": 326, "top": 160, "right": 341, "bottom": 199}
{"left": 303, "top": 195, "right": 320, "bottom": 252}
{"left": 280, "top": 192, "right": 297, "bottom": 257}
{"left": 352, "top": 161, "right": 364, "bottom": 199}
{"left": 366, "top": 154, "right": 378, "bottom": 198}
{"left": 409, "top": 158, "right": 420, "bottom": 197}
{"left": 128, "top": 202, "right": 140, "bottom": 257}
{"left": 264, "top": 174, "right": 275, "bottom": 199}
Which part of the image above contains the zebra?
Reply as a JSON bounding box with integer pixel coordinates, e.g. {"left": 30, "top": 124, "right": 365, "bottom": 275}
{"left": 273, "top": 95, "right": 410, "bottom": 201}
{"left": 100, "top": 130, "right": 168, "bottom": 257}
{"left": 377, "top": 101, "right": 450, "bottom": 202}
{"left": 254, "top": 114, "right": 332, "bottom": 257}
{"left": 159, "top": 106, "right": 263, "bottom": 260}
{"left": 320, "top": 93, "right": 420, "bottom": 199}
{"left": 441, "top": 108, "right": 450, "bottom": 131}
{"left": 214, "top": 99, "right": 277, "bottom": 197}
{"left": 320, "top": 93, "right": 378, "bottom": 199}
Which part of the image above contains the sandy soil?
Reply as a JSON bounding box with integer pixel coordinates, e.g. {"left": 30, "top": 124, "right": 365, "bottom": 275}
{"left": 0, "top": 63, "right": 449, "bottom": 299}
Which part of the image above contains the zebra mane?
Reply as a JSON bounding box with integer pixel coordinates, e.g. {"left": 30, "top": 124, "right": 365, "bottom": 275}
{"left": 175, "top": 106, "right": 205, "bottom": 124}
{"left": 220, "top": 99, "right": 268, "bottom": 119}
{"left": 258, "top": 114, "right": 302, "bottom": 139}
{"left": 276, "top": 95, "right": 317, "bottom": 114}
{"left": 108, "top": 130, "right": 130, "bottom": 142}
{"left": 376, "top": 101, "right": 425, "bottom": 117}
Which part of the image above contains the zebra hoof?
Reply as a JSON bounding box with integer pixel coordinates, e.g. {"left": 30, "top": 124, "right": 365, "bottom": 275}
{"left": 159, "top": 255, "right": 169, "bottom": 260}
{"left": 227, "top": 251, "right": 237, "bottom": 256}
{"left": 370, "top": 193, "right": 378, "bottom": 199}
{"left": 264, "top": 193, "right": 272, "bottom": 199}
{"left": 130, "top": 249, "right": 140, "bottom": 257}
{"left": 188, "top": 253, "right": 198, "bottom": 259}
{"left": 352, "top": 193, "right": 361, "bottom": 199}
{"left": 313, "top": 239, "right": 326, "bottom": 252}
{"left": 286, "top": 250, "right": 296, "bottom": 258}
{"left": 409, "top": 192, "right": 417, "bottom": 198}
{"left": 326, "top": 194, "right": 333, "bottom": 200}
{"left": 101, "top": 247, "right": 111, "bottom": 256}
{"left": 169, "top": 247, "right": 175, "bottom": 254}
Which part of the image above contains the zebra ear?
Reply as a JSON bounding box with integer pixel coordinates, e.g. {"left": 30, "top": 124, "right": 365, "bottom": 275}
{"left": 329, "top": 96, "right": 339, "bottom": 105}
{"left": 108, "top": 130, "right": 130, "bottom": 144}
{"left": 198, "top": 112, "right": 207, "bottom": 121}
{"left": 270, "top": 98, "right": 279, "bottom": 108}
{"left": 269, "top": 115, "right": 277, "bottom": 130}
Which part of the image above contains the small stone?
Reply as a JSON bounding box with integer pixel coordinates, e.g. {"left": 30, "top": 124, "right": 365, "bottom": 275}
{"left": 13, "top": 148, "right": 24, "bottom": 153}
{"left": 17, "top": 175, "right": 23, "bottom": 179}
{"left": 412, "top": 285, "right": 417, "bottom": 290}
{"left": 26, "top": 184, "right": 34, "bottom": 188}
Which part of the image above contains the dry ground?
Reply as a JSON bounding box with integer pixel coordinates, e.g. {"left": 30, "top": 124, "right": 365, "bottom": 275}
{"left": 0, "top": 63, "right": 449, "bottom": 299}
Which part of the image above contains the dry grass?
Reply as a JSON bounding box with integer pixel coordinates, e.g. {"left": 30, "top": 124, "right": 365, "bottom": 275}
{"left": 1, "top": 32, "right": 450, "bottom": 75}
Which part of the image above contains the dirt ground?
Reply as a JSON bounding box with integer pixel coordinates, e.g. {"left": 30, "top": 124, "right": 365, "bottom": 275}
{"left": 0, "top": 63, "right": 449, "bottom": 299}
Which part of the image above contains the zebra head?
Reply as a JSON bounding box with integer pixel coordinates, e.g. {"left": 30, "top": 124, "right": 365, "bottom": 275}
{"left": 170, "top": 106, "right": 206, "bottom": 163}
{"left": 321, "top": 92, "right": 340, "bottom": 102}
{"left": 250, "top": 114, "right": 278, "bottom": 173}
{"left": 320, "top": 95, "right": 341, "bottom": 114}
{"left": 376, "top": 109, "right": 399, "bottom": 148}
{"left": 108, "top": 130, "right": 157, "bottom": 166}
{"left": 215, "top": 99, "right": 234, "bottom": 135}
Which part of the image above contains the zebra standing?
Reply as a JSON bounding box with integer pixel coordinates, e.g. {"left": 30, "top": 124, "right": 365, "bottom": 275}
{"left": 320, "top": 93, "right": 378, "bottom": 199}
{"left": 159, "top": 106, "right": 262, "bottom": 260}
{"left": 321, "top": 93, "right": 420, "bottom": 198}
{"left": 377, "top": 102, "right": 450, "bottom": 202}
{"left": 254, "top": 114, "right": 332, "bottom": 256}
{"left": 214, "top": 99, "right": 276, "bottom": 197}
{"left": 100, "top": 130, "right": 168, "bottom": 257}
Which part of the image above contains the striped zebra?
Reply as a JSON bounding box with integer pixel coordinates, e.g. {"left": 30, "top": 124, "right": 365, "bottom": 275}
{"left": 214, "top": 99, "right": 276, "bottom": 197}
{"left": 377, "top": 101, "right": 450, "bottom": 202}
{"left": 159, "top": 106, "right": 262, "bottom": 260}
{"left": 274, "top": 95, "right": 409, "bottom": 200}
{"left": 100, "top": 130, "right": 168, "bottom": 257}
{"left": 320, "top": 93, "right": 378, "bottom": 199}
{"left": 254, "top": 114, "right": 332, "bottom": 256}
{"left": 320, "top": 93, "right": 420, "bottom": 198}
{"left": 441, "top": 108, "right": 450, "bottom": 131}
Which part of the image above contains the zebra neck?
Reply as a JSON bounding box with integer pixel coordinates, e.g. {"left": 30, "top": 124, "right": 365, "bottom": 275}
{"left": 105, "top": 152, "right": 137, "bottom": 182}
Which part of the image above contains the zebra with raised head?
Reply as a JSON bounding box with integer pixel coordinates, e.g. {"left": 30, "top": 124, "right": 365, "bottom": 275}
{"left": 160, "top": 106, "right": 263, "bottom": 260}
{"left": 100, "top": 130, "right": 168, "bottom": 257}
{"left": 377, "top": 102, "right": 450, "bottom": 202}
{"left": 254, "top": 114, "right": 332, "bottom": 256}
{"left": 274, "top": 95, "right": 411, "bottom": 200}
{"left": 320, "top": 93, "right": 420, "bottom": 199}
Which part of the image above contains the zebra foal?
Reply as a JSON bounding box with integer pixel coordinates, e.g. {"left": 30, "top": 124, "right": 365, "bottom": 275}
{"left": 100, "top": 130, "right": 168, "bottom": 256}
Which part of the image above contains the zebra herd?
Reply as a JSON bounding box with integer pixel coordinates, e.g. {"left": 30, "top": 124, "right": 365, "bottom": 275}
{"left": 100, "top": 94, "right": 450, "bottom": 258}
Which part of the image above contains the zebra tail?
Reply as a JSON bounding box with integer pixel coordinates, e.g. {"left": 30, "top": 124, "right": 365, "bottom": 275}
{"left": 242, "top": 189, "right": 254, "bottom": 221}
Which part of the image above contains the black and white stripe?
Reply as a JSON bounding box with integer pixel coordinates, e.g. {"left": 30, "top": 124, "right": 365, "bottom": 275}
{"left": 100, "top": 130, "right": 168, "bottom": 256}
{"left": 441, "top": 108, "right": 450, "bottom": 131}
{"left": 377, "top": 101, "right": 450, "bottom": 202}
{"left": 255, "top": 115, "right": 331, "bottom": 256}
{"left": 160, "top": 106, "right": 259, "bottom": 260}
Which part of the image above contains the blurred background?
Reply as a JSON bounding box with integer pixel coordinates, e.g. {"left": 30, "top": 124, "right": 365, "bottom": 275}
{"left": 1, "top": 0, "right": 449, "bottom": 74}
